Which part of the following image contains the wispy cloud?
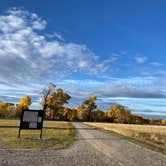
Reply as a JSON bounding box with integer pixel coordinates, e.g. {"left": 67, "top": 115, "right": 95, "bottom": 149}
{"left": 57, "top": 76, "right": 166, "bottom": 99}
{"left": 134, "top": 56, "right": 147, "bottom": 64}
{"left": 46, "top": 32, "right": 64, "bottom": 41}
{"left": 95, "top": 85, "right": 165, "bottom": 98}
{"left": 149, "top": 62, "right": 162, "bottom": 67}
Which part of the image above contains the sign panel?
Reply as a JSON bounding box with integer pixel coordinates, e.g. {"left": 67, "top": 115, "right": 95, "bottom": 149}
{"left": 23, "top": 111, "right": 38, "bottom": 122}
{"left": 18, "top": 110, "right": 44, "bottom": 138}
{"left": 29, "top": 122, "right": 37, "bottom": 129}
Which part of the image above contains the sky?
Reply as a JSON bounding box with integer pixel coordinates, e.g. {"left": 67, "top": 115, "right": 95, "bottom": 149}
{"left": 0, "top": 0, "right": 166, "bottom": 119}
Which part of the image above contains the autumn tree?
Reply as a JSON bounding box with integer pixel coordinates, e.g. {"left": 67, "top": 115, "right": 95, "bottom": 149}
{"left": 149, "top": 118, "right": 155, "bottom": 124}
{"left": 106, "top": 105, "right": 131, "bottom": 123}
{"left": 15, "top": 96, "right": 32, "bottom": 117}
{"left": 75, "top": 105, "right": 84, "bottom": 121}
{"left": 5, "top": 103, "right": 15, "bottom": 118}
{"left": 0, "top": 101, "right": 7, "bottom": 118}
{"left": 45, "top": 88, "right": 71, "bottom": 120}
{"left": 161, "top": 119, "right": 166, "bottom": 125}
{"left": 69, "top": 108, "right": 78, "bottom": 121}
{"left": 0, "top": 101, "right": 8, "bottom": 118}
{"left": 0, "top": 101, "right": 15, "bottom": 118}
{"left": 132, "top": 115, "right": 144, "bottom": 124}
{"left": 91, "top": 109, "right": 105, "bottom": 122}
{"left": 42, "top": 82, "right": 56, "bottom": 113}
{"left": 63, "top": 108, "right": 77, "bottom": 121}
{"left": 45, "top": 109, "right": 53, "bottom": 120}
{"left": 78, "top": 96, "right": 97, "bottom": 121}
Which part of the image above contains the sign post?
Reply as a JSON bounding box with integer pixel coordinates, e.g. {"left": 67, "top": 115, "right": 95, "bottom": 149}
{"left": 18, "top": 110, "right": 44, "bottom": 139}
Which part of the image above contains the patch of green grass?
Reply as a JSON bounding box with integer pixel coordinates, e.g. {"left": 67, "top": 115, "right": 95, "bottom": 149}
{"left": 84, "top": 122, "right": 166, "bottom": 155}
{"left": 0, "top": 119, "right": 75, "bottom": 149}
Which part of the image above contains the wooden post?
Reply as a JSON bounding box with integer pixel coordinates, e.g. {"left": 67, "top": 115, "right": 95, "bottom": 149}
{"left": 18, "top": 128, "right": 21, "bottom": 138}
{"left": 40, "top": 128, "right": 43, "bottom": 139}
{"left": 18, "top": 109, "right": 23, "bottom": 138}
{"left": 40, "top": 110, "right": 44, "bottom": 139}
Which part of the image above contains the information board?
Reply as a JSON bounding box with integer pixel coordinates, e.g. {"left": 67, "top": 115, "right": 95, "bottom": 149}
{"left": 18, "top": 110, "right": 44, "bottom": 138}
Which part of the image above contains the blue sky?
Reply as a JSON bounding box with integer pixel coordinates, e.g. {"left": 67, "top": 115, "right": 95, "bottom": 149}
{"left": 0, "top": 0, "right": 166, "bottom": 119}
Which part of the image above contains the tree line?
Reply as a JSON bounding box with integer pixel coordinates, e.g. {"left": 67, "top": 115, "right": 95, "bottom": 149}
{"left": 0, "top": 83, "right": 165, "bottom": 125}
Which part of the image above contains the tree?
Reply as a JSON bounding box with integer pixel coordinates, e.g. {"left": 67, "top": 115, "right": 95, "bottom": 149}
{"left": 106, "top": 105, "right": 132, "bottom": 123}
{"left": 79, "top": 96, "right": 97, "bottom": 121}
{"left": 133, "top": 115, "right": 144, "bottom": 124}
{"left": 0, "top": 101, "right": 8, "bottom": 118}
{"left": 45, "top": 109, "right": 53, "bottom": 120}
{"left": 161, "top": 119, "right": 166, "bottom": 125}
{"left": 46, "top": 88, "right": 71, "bottom": 120}
{"left": 75, "top": 105, "right": 84, "bottom": 121}
{"left": 15, "top": 96, "right": 32, "bottom": 117}
{"left": 5, "top": 103, "right": 15, "bottom": 118}
{"left": 63, "top": 108, "right": 77, "bottom": 121}
{"left": 42, "top": 82, "right": 56, "bottom": 113}
{"left": 69, "top": 108, "right": 78, "bottom": 121}
{"left": 0, "top": 101, "right": 15, "bottom": 118}
{"left": 20, "top": 96, "right": 32, "bottom": 109}
{"left": 149, "top": 118, "right": 155, "bottom": 124}
{"left": 15, "top": 104, "right": 22, "bottom": 118}
{"left": 91, "top": 110, "right": 105, "bottom": 122}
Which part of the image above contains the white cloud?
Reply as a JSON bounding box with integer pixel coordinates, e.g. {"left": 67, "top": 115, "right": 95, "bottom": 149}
{"left": 134, "top": 56, "right": 147, "bottom": 64}
{"left": 46, "top": 33, "right": 64, "bottom": 41}
{"left": 0, "top": 8, "right": 112, "bottom": 88}
{"left": 56, "top": 76, "right": 166, "bottom": 99}
{"left": 150, "top": 62, "right": 162, "bottom": 66}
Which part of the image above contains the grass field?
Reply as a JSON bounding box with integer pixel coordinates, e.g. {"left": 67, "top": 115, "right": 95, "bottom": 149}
{"left": 85, "top": 122, "right": 166, "bottom": 154}
{"left": 0, "top": 119, "right": 75, "bottom": 149}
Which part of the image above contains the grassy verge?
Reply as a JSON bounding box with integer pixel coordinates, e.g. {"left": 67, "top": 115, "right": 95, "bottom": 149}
{"left": 84, "top": 122, "right": 166, "bottom": 155}
{"left": 0, "top": 119, "right": 76, "bottom": 149}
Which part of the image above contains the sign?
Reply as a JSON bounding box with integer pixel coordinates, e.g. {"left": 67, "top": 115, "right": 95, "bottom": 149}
{"left": 23, "top": 111, "right": 38, "bottom": 122}
{"left": 18, "top": 110, "right": 44, "bottom": 139}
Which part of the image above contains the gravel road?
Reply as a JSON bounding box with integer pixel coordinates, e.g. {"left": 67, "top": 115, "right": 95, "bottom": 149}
{"left": 0, "top": 122, "right": 165, "bottom": 166}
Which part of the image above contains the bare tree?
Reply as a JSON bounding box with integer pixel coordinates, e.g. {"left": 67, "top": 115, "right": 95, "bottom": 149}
{"left": 42, "top": 83, "right": 56, "bottom": 114}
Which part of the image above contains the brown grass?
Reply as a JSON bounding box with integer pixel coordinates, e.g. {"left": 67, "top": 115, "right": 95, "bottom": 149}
{"left": 0, "top": 119, "right": 75, "bottom": 149}
{"left": 84, "top": 122, "right": 166, "bottom": 153}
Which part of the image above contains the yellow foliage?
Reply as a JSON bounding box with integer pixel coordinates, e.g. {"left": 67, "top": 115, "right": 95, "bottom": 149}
{"left": 89, "top": 96, "right": 97, "bottom": 101}
{"left": 91, "top": 110, "right": 105, "bottom": 122}
{"left": 63, "top": 108, "right": 77, "bottom": 121}
{"left": 20, "top": 96, "right": 31, "bottom": 109}
{"left": 0, "top": 101, "right": 15, "bottom": 118}
{"left": 15, "top": 104, "right": 22, "bottom": 117}
{"left": 15, "top": 96, "right": 32, "bottom": 117}
{"left": 107, "top": 105, "right": 131, "bottom": 123}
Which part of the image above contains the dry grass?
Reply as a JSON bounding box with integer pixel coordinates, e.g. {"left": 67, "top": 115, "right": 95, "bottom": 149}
{"left": 0, "top": 119, "right": 75, "bottom": 149}
{"left": 85, "top": 122, "right": 166, "bottom": 153}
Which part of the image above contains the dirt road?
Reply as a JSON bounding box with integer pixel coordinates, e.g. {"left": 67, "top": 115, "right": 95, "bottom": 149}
{"left": 0, "top": 122, "right": 165, "bottom": 166}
